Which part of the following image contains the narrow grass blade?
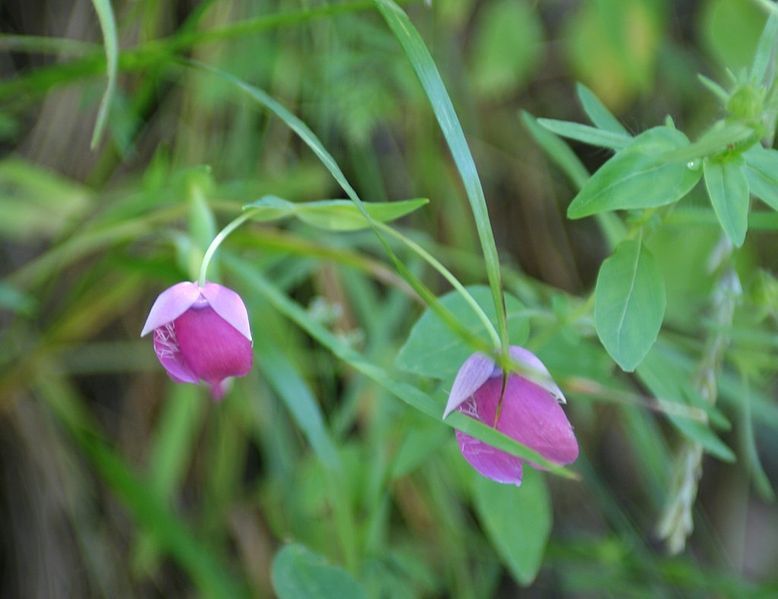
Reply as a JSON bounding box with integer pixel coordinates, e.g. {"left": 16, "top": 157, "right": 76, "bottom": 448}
{"left": 537, "top": 118, "right": 631, "bottom": 150}
{"left": 89, "top": 0, "right": 119, "bottom": 149}
{"left": 575, "top": 83, "right": 631, "bottom": 136}
{"left": 375, "top": 0, "right": 508, "bottom": 349}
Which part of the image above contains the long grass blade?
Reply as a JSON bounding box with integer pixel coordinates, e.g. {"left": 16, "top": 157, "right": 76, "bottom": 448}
{"left": 89, "top": 0, "right": 119, "bottom": 149}
{"left": 374, "top": 0, "right": 509, "bottom": 350}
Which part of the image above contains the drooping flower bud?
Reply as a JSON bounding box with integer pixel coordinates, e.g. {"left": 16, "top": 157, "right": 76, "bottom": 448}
{"left": 141, "top": 282, "right": 253, "bottom": 399}
{"left": 444, "top": 346, "right": 578, "bottom": 486}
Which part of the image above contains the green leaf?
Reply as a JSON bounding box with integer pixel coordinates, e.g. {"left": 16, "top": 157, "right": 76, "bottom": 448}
{"left": 469, "top": 0, "right": 543, "bottom": 97}
{"left": 744, "top": 145, "right": 778, "bottom": 211}
{"left": 750, "top": 11, "right": 778, "bottom": 85}
{"left": 243, "top": 196, "right": 428, "bottom": 231}
{"left": 595, "top": 239, "right": 666, "bottom": 372}
{"left": 703, "top": 156, "right": 750, "bottom": 247}
{"left": 567, "top": 127, "right": 701, "bottom": 219}
{"left": 271, "top": 544, "right": 366, "bottom": 599}
{"left": 538, "top": 118, "right": 631, "bottom": 150}
{"left": 89, "top": 0, "right": 119, "bottom": 149}
{"left": 396, "top": 286, "right": 529, "bottom": 381}
{"left": 576, "top": 83, "right": 631, "bottom": 136}
{"left": 472, "top": 469, "right": 551, "bottom": 586}
{"left": 637, "top": 345, "right": 735, "bottom": 462}
{"left": 375, "top": 0, "right": 509, "bottom": 349}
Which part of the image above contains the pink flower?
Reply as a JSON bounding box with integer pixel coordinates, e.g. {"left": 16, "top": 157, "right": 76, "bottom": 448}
{"left": 140, "top": 282, "right": 253, "bottom": 399}
{"left": 443, "top": 346, "right": 578, "bottom": 486}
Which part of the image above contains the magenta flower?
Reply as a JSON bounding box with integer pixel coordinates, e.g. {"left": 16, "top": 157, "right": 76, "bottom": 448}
{"left": 140, "top": 282, "right": 253, "bottom": 399}
{"left": 443, "top": 346, "right": 578, "bottom": 486}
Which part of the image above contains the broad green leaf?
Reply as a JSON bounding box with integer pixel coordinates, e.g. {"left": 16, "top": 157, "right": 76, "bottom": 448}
{"left": 243, "top": 196, "right": 428, "bottom": 231}
{"left": 538, "top": 118, "right": 630, "bottom": 150}
{"left": 472, "top": 469, "right": 551, "bottom": 586}
{"left": 703, "top": 156, "right": 750, "bottom": 247}
{"left": 89, "top": 0, "right": 118, "bottom": 148}
{"left": 576, "top": 83, "right": 631, "bottom": 136}
{"left": 375, "top": 0, "right": 509, "bottom": 349}
{"left": 637, "top": 345, "right": 735, "bottom": 462}
{"left": 744, "top": 145, "right": 778, "bottom": 211}
{"left": 271, "top": 544, "right": 366, "bottom": 599}
{"left": 567, "top": 127, "right": 701, "bottom": 219}
{"left": 469, "top": 0, "right": 543, "bottom": 97}
{"left": 396, "top": 286, "right": 529, "bottom": 381}
{"left": 594, "top": 239, "right": 665, "bottom": 372}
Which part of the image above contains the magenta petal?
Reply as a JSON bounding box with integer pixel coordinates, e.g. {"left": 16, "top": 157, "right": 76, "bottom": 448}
{"left": 200, "top": 282, "right": 252, "bottom": 341}
{"left": 443, "top": 353, "right": 497, "bottom": 418}
{"left": 174, "top": 306, "right": 253, "bottom": 387}
{"left": 474, "top": 376, "right": 579, "bottom": 466}
{"left": 456, "top": 398, "right": 523, "bottom": 486}
{"left": 509, "top": 345, "right": 566, "bottom": 403}
{"left": 141, "top": 282, "right": 201, "bottom": 337}
{"left": 152, "top": 323, "right": 199, "bottom": 383}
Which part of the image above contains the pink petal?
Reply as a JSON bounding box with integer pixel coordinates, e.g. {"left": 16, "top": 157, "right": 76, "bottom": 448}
{"left": 174, "top": 306, "right": 253, "bottom": 387}
{"left": 456, "top": 399, "right": 523, "bottom": 486}
{"left": 471, "top": 375, "right": 579, "bottom": 466}
{"left": 200, "top": 282, "right": 252, "bottom": 341}
{"left": 443, "top": 353, "right": 497, "bottom": 418}
{"left": 509, "top": 345, "right": 566, "bottom": 403}
{"left": 141, "top": 282, "right": 201, "bottom": 337}
{"left": 152, "top": 323, "right": 198, "bottom": 383}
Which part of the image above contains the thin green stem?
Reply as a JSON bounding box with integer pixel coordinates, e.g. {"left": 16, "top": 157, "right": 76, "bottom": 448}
{"left": 374, "top": 222, "right": 501, "bottom": 349}
{"left": 198, "top": 210, "right": 256, "bottom": 287}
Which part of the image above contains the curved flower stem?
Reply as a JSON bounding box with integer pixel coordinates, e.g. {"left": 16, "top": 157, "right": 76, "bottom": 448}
{"left": 374, "top": 221, "right": 502, "bottom": 350}
{"left": 198, "top": 209, "right": 257, "bottom": 287}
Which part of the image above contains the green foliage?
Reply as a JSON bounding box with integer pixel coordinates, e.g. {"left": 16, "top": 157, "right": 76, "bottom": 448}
{"left": 472, "top": 469, "right": 551, "bottom": 586}
{"left": 594, "top": 238, "right": 666, "bottom": 372}
{"left": 566, "top": 127, "right": 702, "bottom": 219}
{"left": 243, "top": 196, "right": 428, "bottom": 231}
{"left": 396, "top": 286, "right": 529, "bottom": 381}
{"left": 703, "top": 155, "right": 750, "bottom": 247}
{"left": 1, "top": 0, "right": 776, "bottom": 597}
{"left": 272, "top": 544, "right": 366, "bottom": 599}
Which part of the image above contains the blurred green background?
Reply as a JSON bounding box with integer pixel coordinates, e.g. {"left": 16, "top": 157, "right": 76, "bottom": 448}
{"left": 1, "top": 0, "right": 777, "bottom": 597}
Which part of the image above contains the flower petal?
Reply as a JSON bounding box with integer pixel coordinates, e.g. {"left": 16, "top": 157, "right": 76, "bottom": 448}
{"left": 152, "top": 323, "right": 199, "bottom": 383}
{"left": 443, "top": 353, "right": 497, "bottom": 418}
{"left": 509, "top": 345, "right": 566, "bottom": 403}
{"left": 200, "top": 282, "right": 252, "bottom": 342}
{"left": 141, "top": 282, "right": 201, "bottom": 337}
{"left": 474, "top": 375, "right": 579, "bottom": 466}
{"left": 455, "top": 399, "right": 523, "bottom": 486}
{"left": 175, "top": 305, "right": 253, "bottom": 386}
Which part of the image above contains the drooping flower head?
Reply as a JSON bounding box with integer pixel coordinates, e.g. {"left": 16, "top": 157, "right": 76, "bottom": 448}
{"left": 444, "top": 346, "right": 578, "bottom": 486}
{"left": 141, "top": 282, "right": 253, "bottom": 399}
